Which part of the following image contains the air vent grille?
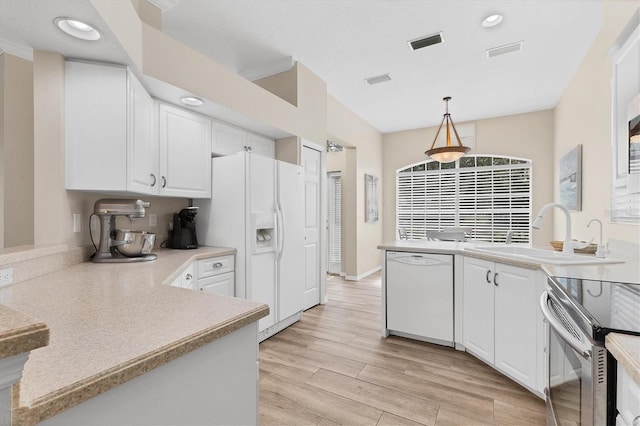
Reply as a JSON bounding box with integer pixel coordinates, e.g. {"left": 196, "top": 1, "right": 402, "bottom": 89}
{"left": 486, "top": 41, "right": 524, "bottom": 58}
{"left": 365, "top": 73, "right": 391, "bottom": 85}
{"left": 409, "top": 32, "right": 443, "bottom": 51}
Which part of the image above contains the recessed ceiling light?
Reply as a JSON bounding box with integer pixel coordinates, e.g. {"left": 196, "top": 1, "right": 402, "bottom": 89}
{"left": 54, "top": 17, "right": 101, "bottom": 41}
{"left": 482, "top": 14, "right": 504, "bottom": 28}
{"left": 180, "top": 96, "right": 204, "bottom": 107}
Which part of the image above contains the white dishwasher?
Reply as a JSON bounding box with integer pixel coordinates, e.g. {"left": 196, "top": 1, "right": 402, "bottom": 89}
{"left": 385, "top": 251, "right": 454, "bottom": 346}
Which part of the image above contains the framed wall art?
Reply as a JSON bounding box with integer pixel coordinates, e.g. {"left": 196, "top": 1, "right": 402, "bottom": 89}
{"left": 559, "top": 145, "right": 582, "bottom": 211}
{"left": 365, "top": 173, "right": 379, "bottom": 223}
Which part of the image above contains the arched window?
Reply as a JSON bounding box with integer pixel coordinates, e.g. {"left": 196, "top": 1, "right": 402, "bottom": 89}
{"left": 396, "top": 155, "right": 532, "bottom": 243}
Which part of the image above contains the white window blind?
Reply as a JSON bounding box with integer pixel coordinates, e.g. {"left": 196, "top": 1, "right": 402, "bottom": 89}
{"left": 328, "top": 172, "right": 342, "bottom": 271}
{"left": 397, "top": 155, "right": 532, "bottom": 243}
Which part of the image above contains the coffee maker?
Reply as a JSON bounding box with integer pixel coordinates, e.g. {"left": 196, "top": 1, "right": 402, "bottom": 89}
{"left": 168, "top": 207, "right": 199, "bottom": 249}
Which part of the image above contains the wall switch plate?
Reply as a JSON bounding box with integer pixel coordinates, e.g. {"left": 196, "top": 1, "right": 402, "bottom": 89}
{"left": 73, "top": 213, "right": 81, "bottom": 233}
{"left": 149, "top": 214, "right": 157, "bottom": 227}
{"left": 0, "top": 267, "right": 14, "bottom": 287}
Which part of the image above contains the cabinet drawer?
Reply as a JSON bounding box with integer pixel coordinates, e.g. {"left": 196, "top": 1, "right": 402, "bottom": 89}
{"left": 198, "top": 255, "right": 234, "bottom": 278}
{"left": 199, "top": 272, "right": 235, "bottom": 297}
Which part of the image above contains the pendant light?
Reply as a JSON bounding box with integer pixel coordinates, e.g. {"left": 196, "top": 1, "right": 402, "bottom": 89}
{"left": 425, "top": 96, "right": 470, "bottom": 163}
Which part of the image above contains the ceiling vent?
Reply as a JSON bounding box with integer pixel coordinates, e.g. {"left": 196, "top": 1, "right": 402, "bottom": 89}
{"left": 409, "top": 32, "right": 443, "bottom": 51}
{"left": 365, "top": 73, "right": 391, "bottom": 85}
{"left": 486, "top": 41, "right": 524, "bottom": 58}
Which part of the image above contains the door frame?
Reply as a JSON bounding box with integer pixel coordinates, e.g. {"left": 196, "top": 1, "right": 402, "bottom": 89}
{"left": 301, "top": 139, "right": 327, "bottom": 305}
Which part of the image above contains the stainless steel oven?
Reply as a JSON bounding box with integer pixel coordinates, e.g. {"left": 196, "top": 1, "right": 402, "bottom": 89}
{"left": 540, "top": 276, "right": 640, "bottom": 426}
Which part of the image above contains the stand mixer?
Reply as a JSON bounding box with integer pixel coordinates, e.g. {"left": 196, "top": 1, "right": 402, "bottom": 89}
{"left": 92, "top": 199, "right": 158, "bottom": 263}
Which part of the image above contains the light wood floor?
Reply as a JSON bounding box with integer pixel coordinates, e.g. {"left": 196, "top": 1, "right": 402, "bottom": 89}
{"left": 258, "top": 272, "right": 546, "bottom": 426}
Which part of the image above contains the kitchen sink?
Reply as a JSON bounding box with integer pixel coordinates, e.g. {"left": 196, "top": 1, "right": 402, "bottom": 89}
{"left": 465, "top": 245, "right": 623, "bottom": 265}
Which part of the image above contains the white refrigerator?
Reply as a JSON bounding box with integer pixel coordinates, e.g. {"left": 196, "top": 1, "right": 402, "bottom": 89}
{"left": 194, "top": 152, "right": 305, "bottom": 337}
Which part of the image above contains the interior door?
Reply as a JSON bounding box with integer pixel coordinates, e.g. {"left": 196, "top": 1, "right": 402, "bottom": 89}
{"left": 302, "top": 145, "right": 322, "bottom": 309}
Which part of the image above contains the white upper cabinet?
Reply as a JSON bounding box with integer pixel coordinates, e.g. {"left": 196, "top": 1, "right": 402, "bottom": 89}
{"left": 65, "top": 61, "right": 212, "bottom": 198}
{"left": 247, "top": 133, "right": 276, "bottom": 158}
{"left": 212, "top": 122, "right": 246, "bottom": 156}
{"left": 212, "top": 121, "right": 275, "bottom": 158}
{"left": 157, "top": 103, "right": 212, "bottom": 198}
{"left": 65, "top": 61, "right": 133, "bottom": 192}
{"left": 128, "top": 74, "right": 158, "bottom": 194}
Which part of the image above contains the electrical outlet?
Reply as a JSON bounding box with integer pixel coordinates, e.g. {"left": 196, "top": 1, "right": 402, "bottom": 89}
{"left": 73, "top": 213, "right": 81, "bottom": 233}
{"left": 149, "top": 214, "right": 157, "bottom": 227}
{"left": 0, "top": 267, "right": 14, "bottom": 287}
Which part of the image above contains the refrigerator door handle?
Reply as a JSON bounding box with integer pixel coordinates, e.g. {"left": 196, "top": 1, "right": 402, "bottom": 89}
{"left": 276, "top": 203, "right": 285, "bottom": 261}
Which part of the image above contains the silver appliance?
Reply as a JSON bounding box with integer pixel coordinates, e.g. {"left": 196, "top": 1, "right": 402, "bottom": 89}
{"left": 540, "top": 276, "right": 640, "bottom": 426}
{"left": 91, "top": 199, "right": 157, "bottom": 263}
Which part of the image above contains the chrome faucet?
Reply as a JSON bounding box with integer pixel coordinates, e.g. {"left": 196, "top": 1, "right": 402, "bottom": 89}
{"left": 505, "top": 230, "right": 514, "bottom": 244}
{"left": 532, "top": 203, "right": 574, "bottom": 254}
{"left": 587, "top": 218, "right": 605, "bottom": 258}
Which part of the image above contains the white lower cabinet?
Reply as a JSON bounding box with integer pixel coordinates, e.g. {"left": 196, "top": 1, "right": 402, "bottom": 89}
{"left": 170, "top": 262, "right": 196, "bottom": 290}
{"left": 617, "top": 363, "right": 640, "bottom": 426}
{"left": 199, "top": 272, "right": 235, "bottom": 296}
{"left": 463, "top": 256, "right": 545, "bottom": 395}
{"left": 170, "top": 255, "right": 235, "bottom": 297}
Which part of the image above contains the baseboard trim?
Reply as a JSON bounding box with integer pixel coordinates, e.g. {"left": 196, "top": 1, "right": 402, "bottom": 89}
{"left": 258, "top": 312, "right": 302, "bottom": 342}
{"left": 344, "top": 265, "right": 381, "bottom": 281}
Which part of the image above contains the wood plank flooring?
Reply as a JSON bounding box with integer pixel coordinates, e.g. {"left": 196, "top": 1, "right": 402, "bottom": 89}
{"left": 258, "top": 272, "right": 546, "bottom": 425}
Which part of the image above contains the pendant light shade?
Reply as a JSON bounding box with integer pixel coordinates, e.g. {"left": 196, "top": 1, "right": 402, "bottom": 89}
{"left": 425, "top": 97, "right": 470, "bottom": 163}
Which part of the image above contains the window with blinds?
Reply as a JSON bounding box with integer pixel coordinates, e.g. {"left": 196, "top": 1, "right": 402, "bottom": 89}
{"left": 397, "top": 155, "right": 532, "bottom": 243}
{"left": 328, "top": 172, "right": 342, "bottom": 273}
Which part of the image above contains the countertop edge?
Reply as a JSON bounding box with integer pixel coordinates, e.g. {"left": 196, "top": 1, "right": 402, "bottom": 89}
{"left": 378, "top": 243, "right": 541, "bottom": 270}
{"left": 13, "top": 303, "right": 269, "bottom": 426}
{"left": 606, "top": 333, "right": 640, "bottom": 386}
{"left": 0, "top": 323, "right": 49, "bottom": 360}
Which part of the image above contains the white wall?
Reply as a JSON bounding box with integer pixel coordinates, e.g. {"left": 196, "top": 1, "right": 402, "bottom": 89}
{"left": 382, "top": 110, "right": 555, "bottom": 246}
{"left": 554, "top": 1, "right": 640, "bottom": 245}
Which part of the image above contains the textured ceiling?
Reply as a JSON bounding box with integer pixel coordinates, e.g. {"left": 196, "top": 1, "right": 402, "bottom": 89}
{"left": 0, "top": 0, "right": 604, "bottom": 135}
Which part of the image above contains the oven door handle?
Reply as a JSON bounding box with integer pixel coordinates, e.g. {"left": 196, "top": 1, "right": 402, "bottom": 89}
{"left": 540, "top": 291, "right": 593, "bottom": 360}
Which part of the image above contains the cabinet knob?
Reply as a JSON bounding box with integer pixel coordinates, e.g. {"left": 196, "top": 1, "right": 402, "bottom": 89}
{"left": 485, "top": 270, "right": 492, "bottom": 284}
{"left": 150, "top": 173, "right": 157, "bottom": 187}
{"left": 161, "top": 176, "right": 167, "bottom": 188}
{"left": 493, "top": 272, "right": 499, "bottom": 286}
{"left": 185, "top": 273, "right": 193, "bottom": 280}
{"left": 212, "top": 262, "right": 223, "bottom": 269}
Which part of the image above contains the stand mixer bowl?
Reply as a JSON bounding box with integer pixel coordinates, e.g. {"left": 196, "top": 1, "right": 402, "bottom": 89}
{"left": 114, "top": 230, "right": 156, "bottom": 257}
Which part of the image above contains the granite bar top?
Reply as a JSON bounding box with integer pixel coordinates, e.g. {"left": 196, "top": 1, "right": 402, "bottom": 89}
{"left": 0, "top": 305, "right": 48, "bottom": 360}
{"left": 0, "top": 247, "right": 268, "bottom": 426}
{"left": 606, "top": 333, "right": 640, "bottom": 386}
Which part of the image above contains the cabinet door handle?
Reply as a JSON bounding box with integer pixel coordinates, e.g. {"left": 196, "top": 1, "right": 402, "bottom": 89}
{"left": 494, "top": 272, "right": 499, "bottom": 286}
{"left": 161, "top": 176, "right": 167, "bottom": 188}
{"left": 212, "top": 262, "right": 223, "bottom": 269}
{"left": 185, "top": 273, "right": 193, "bottom": 280}
{"left": 150, "top": 173, "right": 157, "bottom": 187}
{"left": 486, "top": 270, "right": 492, "bottom": 284}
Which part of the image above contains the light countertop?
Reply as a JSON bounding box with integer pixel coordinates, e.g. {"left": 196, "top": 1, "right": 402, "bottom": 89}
{"left": 0, "top": 305, "right": 48, "bottom": 360}
{"left": 379, "top": 239, "right": 640, "bottom": 382}
{"left": 606, "top": 333, "right": 640, "bottom": 385}
{"left": 0, "top": 247, "right": 269, "bottom": 426}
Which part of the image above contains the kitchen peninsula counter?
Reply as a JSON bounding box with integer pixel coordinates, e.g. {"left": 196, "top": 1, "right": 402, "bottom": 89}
{"left": 0, "top": 247, "right": 268, "bottom": 425}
